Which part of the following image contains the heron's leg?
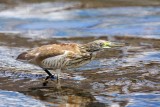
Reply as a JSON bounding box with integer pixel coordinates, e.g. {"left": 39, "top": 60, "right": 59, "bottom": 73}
{"left": 54, "top": 69, "right": 61, "bottom": 89}
{"left": 43, "top": 69, "right": 55, "bottom": 80}
{"left": 55, "top": 69, "right": 61, "bottom": 82}
{"left": 43, "top": 69, "right": 55, "bottom": 86}
{"left": 56, "top": 78, "right": 61, "bottom": 89}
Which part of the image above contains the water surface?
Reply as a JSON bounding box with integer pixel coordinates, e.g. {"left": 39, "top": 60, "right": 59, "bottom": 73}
{"left": 0, "top": 0, "right": 160, "bottom": 107}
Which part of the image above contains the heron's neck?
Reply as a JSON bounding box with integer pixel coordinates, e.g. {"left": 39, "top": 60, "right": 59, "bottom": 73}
{"left": 79, "top": 43, "right": 100, "bottom": 53}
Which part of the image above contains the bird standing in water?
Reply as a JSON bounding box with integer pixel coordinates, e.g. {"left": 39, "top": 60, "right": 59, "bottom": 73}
{"left": 17, "top": 40, "right": 124, "bottom": 86}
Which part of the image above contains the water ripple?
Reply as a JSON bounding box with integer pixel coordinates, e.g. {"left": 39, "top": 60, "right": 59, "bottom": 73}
{"left": 0, "top": 90, "right": 45, "bottom": 107}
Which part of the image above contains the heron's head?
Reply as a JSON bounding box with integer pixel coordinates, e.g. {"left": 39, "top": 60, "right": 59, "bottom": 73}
{"left": 84, "top": 40, "right": 125, "bottom": 52}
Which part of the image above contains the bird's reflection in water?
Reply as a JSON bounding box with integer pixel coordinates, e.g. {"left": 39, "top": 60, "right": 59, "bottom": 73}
{"left": 21, "top": 81, "right": 96, "bottom": 107}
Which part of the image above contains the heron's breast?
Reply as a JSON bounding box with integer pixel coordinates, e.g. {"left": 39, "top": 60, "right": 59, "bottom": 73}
{"left": 66, "top": 53, "right": 95, "bottom": 68}
{"left": 41, "top": 55, "right": 68, "bottom": 69}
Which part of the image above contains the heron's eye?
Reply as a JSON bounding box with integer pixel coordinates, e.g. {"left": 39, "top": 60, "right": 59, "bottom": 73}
{"left": 99, "top": 42, "right": 103, "bottom": 47}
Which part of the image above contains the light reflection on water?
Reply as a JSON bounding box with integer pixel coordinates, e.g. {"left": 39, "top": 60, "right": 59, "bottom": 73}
{"left": 0, "top": 90, "right": 45, "bottom": 107}
{"left": 0, "top": 4, "right": 160, "bottom": 38}
{"left": 95, "top": 93, "right": 160, "bottom": 107}
{"left": 0, "top": 1, "right": 160, "bottom": 107}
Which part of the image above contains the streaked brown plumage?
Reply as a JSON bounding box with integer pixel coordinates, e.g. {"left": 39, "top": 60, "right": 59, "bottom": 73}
{"left": 16, "top": 40, "right": 124, "bottom": 86}
{"left": 17, "top": 43, "right": 92, "bottom": 69}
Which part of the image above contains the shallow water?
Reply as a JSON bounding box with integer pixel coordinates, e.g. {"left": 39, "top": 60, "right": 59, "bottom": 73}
{"left": 0, "top": 6, "right": 160, "bottom": 39}
{"left": 0, "top": 90, "right": 45, "bottom": 107}
{"left": 0, "top": 0, "right": 160, "bottom": 107}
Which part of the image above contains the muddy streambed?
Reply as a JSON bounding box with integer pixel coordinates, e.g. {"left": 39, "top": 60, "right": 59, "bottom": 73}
{"left": 0, "top": 0, "right": 160, "bottom": 107}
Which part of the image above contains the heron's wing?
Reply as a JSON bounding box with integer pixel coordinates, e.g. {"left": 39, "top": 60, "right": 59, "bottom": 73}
{"left": 16, "top": 45, "right": 65, "bottom": 62}
{"left": 17, "top": 44, "right": 79, "bottom": 62}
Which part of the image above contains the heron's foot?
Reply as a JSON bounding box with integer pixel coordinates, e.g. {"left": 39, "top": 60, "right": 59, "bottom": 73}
{"left": 50, "top": 75, "right": 56, "bottom": 81}
{"left": 43, "top": 75, "right": 56, "bottom": 86}
{"left": 43, "top": 80, "right": 48, "bottom": 86}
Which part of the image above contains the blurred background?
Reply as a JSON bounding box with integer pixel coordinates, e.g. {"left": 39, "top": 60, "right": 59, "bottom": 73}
{"left": 0, "top": 0, "right": 160, "bottom": 107}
